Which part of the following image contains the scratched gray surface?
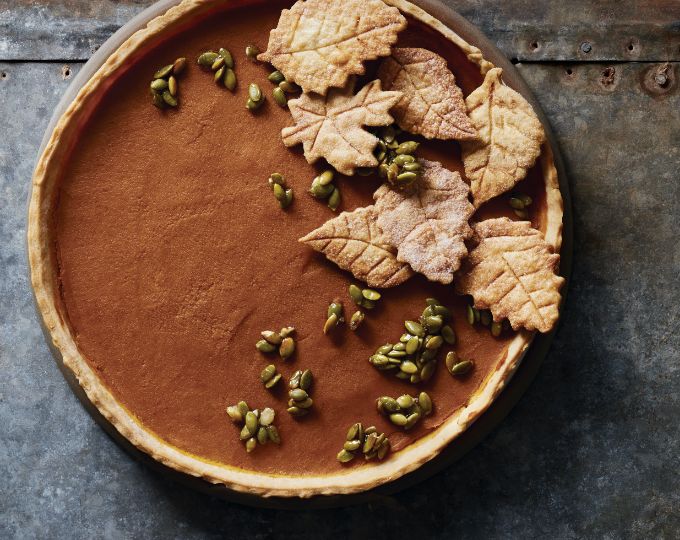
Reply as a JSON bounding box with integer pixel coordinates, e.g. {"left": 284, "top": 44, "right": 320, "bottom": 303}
{"left": 1, "top": 1, "right": 680, "bottom": 539}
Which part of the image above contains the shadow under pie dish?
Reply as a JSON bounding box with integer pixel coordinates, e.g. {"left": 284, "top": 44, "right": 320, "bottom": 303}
{"left": 28, "top": 0, "right": 565, "bottom": 498}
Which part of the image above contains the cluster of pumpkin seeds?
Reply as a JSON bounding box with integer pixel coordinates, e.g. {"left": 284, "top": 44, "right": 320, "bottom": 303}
{"left": 256, "top": 325, "right": 296, "bottom": 359}
{"left": 348, "top": 284, "right": 381, "bottom": 331}
{"left": 376, "top": 391, "right": 433, "bottom": 430}
{"left": 150, "top": 57, "right": 186, "bottom": 109}
{"left": 197, "top": 48, "right": 236, "bottom": 91}
{"left": 309, "top": 169, "right": 341, "bottom": 211}
{"left": 466, "top": 304, "right": 508, "bottom": 337}
{"left": 337, "top": 423, "right": 391, "bottom": 463}
{"left": 267, "top": 69, "right": 300, "bottom": 108}
{"left": 226, "top": 402, "right": 280, "bottom": 452}
{"left": 509, "top": 192, "right": 533, "bottom": 219}
{"left": 323, "top": 300, "right": 345, "bottom": 334}
{"left": 268, "top": 173, "right": 294, "bottom": 209}
{"left": 260, "top": 364, "right": 282, "bottom": 389}
{"left": 445, "top": 351, "right": 475, "bottom": 377}
{"left": 369, "top": 298, "right": 456, "bottom": 384}
{"left": 287, "top": 369, "right": 314, "bottom": 417}
{"left": 370, "top": 125, "right": 422, "bottom": 190}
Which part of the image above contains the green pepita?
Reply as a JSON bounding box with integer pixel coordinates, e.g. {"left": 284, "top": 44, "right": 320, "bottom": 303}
{"left": 212, "top": 56, "right": 225, "bottom": 71}
{"left": 279, "top": 336, "right": 295, "bottom": 359}
{"left": 245, "top": 44, "right": 260, "bottom": 60}
{"left": 327, "top": 187, "right": 341, "bottom": 211}
{"left": 337, "top": 449, "right": 355, "bottom": 463}
{"left": 150, "top": 79, "right": 168, "bottom": 92}
{"left": 300, "top": 369, "right": 313, "bottom": 391}
{"left": 248, "top": 83, "right": 262, "bottom": 102}
{"left": 267, "top": 425, "right": 281, "bottom": 444}
{"left": 272, "top": 86, "right": 287, "bottom": 107}
{"left": 197, "top": 51, "right": 219, "bottom": 67}
{"left": 268, "top": 70, "right": 285, "bottom": 84}
{"left": 450, "top": 359, "right": 474, "bottom": 376}
{"left": 395, "top": 141, "right": 419, "bottom": 155}
{"left": 279, "top": 80, "right": 300, "bottom": 93}
{"left": 218, "top": 48, "right": 234, "bottom": 69}
{"left": 491, "top": 321, "right": 503, "bottom": 337}
{"left": 154, "top": 64, "right": 174, "bottom": 79}
{"left": 362, "top": 288, "right": 381, "bottom": 301}
{"left": 162, "top": 91, "right": 177, "bottom": 107}
{"left": 404, "top": 320, "right": 424, "bottom": 337}
{"left": 441, "top": 325, "right": 456, "bottom": 345}
{"left": 260, "top": 364, "right": 276, "bottom": 383}
{"left": 349, "top": 284, "right": 364, "bottom": 305}
{"left": 350, "top": 310, "right": 365, "bottom": 330}
{"left": 223, "top": 68, "right": 237, "bottom": 91}
{"left": 256, "top": 339, "right": 276, "bottom": 353}
{"left": 172, "top": 57, "right": 187, "bottom": 76}
{"left": 261, "top": 330, "right": 282, "bottom": 345}
{"left": 389, "top": 413, "right": 408, "bottom": 426}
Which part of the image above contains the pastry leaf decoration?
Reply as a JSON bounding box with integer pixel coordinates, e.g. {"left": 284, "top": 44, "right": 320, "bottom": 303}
{"left": 299, "top": 205, "right": 414, "bottom": 288}
{"left": 455, "top": 217, "right": 564, "bottom": 333}
{"left": 461, "top": 67, "right": 545, "bottom": 207}
{"left": 373, "top": 159, "right": 474, "bottom": 284}
{"left": 282, "top": 80, "right": 402, "bottom": 176}
{"left": 257, "top": 0, "right": 407, "bottom": 95}
{"left": 377, "top": 47, "right": 477, "bottom": 140}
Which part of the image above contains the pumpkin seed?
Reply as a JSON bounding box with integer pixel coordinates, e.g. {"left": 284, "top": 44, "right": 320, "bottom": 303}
{"left": 214, "top": 66, "right": 225, "bottom": 83}
{"left": 363, "top": 432, "right": 378, "bottom": 453}
{"left": 393, "top": 154, "right": 415, "bottom": 166}
{"left": 260, "top": 364, "right": 276, "bottom": 383}
{"left": 377, "top": 439, "right": 390, "bottom": 459}
{"left": 466, "top": 305, "right": 476, "bottom": 325}
{"left": 273, "top": 182, "right": 286, "bottom": 201}
{"left": 256, "top": 339, "right": 276, "bottom": 353}
{"left": 258, "top": 407, "right": 275, "bottom": 426}
{"left": 441, "top": 325, "right": 456, "bottom": 345}
{"left": 323, "top": 313, "right": 338, "bottom": 334}
{"left": 261, "top": 330, "right": 282, "bottom": 345}
{"left": 154, "top": 64, "right": 174, "bottom": 79}
{"left": 272, "top": 86, "right": 288, "bottom": 107}
{"left": 347, "top": 422, "right": 363, "bottom": 441}
{"left": 287, "top": 406, "right": 308, "bottom": 417}
{"left": 318, "top": 170, "right": 334, "bottom": 185}
{"left": 280, "top": 326, "right": 295, "bottom": 338}
{"left": 509, "top": 197, "right": 525, "bottom": 210}
{"left": 300, "top": 369, "right": 313, "bottom": 391}
{"left": 212, "top": 56, "right": 225, "bottom": 71}
{"left": 362, "top": 288, "right": 381, "bottom": 301}
{"left": 150, "top": 79, "right": 168, "bottom": 92}
{"left": 267, "top": 425, "right": 281, "bottom": 444}
{"left": 389, "top": 413, "right": 408, "bottom": 426}
{"left": 350, "top": 310, "right": 365, "bottom": 330}
{"left": 387, "top": 350, "right": 406, "bottom": 358}
{"left": 269, "top": 172, "right": 284, "bottom": 186}
{"left": 400, "top": 361, "right": 418, "bottom": 374}
{"left": 279, "top": 337, "right": 295, "bottom": 359}
{"left": 445, "top": 351, "right": 458, "bottom": 372}
{"left": 491, "top": 321, "right": 503, "bottom": 337}
{"left": 223, "top": 68, "right": 237, "bottom": 91}
{"left": 425, "top": 335, "right": 444, "bottom": 350}
{"left": 240, "top": 425, "right": 251, "bottom": 440}
{"left": 248, "top": 83, "right": 262, "bottom": 102}
{"left": 309, "top": 177, "right": 334, "bottom": 199}
{"left": 256, "top": 426, "right": 268, "bottom": 445}
{"left": 344, "top": 440, "right": 361, "bottom": 451}
{"left": 403, "top": 162, "right": 421, "bottom": 172}
{"left": 395, "top": 141, "right": 419, "bottom": 155}
{"left": 245, "top": 44, "right": 260, "bottom": 60}
{"left": 167, "top": 75, "right": 177, "bottom": 96}
{"left": 218, "top": 48, "right": 234, "bottom": 68}
{"left": 387, "top": 162, "right": 399, "bottom": 183}
{"left": 226, "top": 405, "right": 242, "bottom": 423}
{"left": 392, "top": 343, "right": 406, "bottom": 352}
{"left": 404, "top": 320, "right": 424, "bottom": 337}
{"left": 450, "top": 359, "right": 474, "bottom": 376}
{"left": 245, "top": 411, "right": 258, "bottom": 435}
{"left": 337, "top": 449, "right": 355, "bottom": 463}
{"left": 197, "top": 51, "right": 219, "bottom": 67}
{"left": 420, "top": 360, "right": 435, "bottom": 381}
{"left": 268, "top": 70, "right": 285, "bottom": 84}
{"left": 480, "top": 310, "right": 492, "bottom": 326}
{"left": 327, "top": 187, "right": 341, "bottom": 211}
{"left": 396, "top": 394, "right": 414, "bottom": 409}
{"left": 405, "top": 336, "right": 420, "bottom": 355}
{"left": 282, "top": 189, "right": 294, "bottom": 208}
{"left": 396, "top": 171, "right": 417, "bottom": 184}
{"left": 432, "top": 304, "right": 451, "bottom": 320}
{"left": 514, "top": 208, "right": 529, "bottom": 219}
{"left": 418, "top": 392, "right": 433, "bottom": 415}
{"left": 519, "top": 193, "right": 533, "bottom": 206}
{"left": 245, "top": 437, "right": 257, "bottom": 453}
{"left": 289, "top": 388, "right": 308, "bottom": 402}
{"left": 295, "top": 397, "right": 314, "bottom": 409}
{"left": 172, "top": 57, "right": 186, "bottom": 75}
{"left": 423, "top": 315, "right": 443, "bottom": 334}
{"left": 246, "top": 97, "right": 264, "bottom": 110}
{"left": 265, "top": 373, "right": 281, "bottom": 389}
{"left": 162, "top": 91, "right": 177, "bottom": 107}
{"left": 405, "top": 412, "right": 421, "bottom": 430}
{"left": 377, "top": 344, "right": 393, "bottom": 355}
{"left": 279, "top": 80, "right": 300, "bottom": 93}
{"left": 237, "top": 401, "right": 249, "bottom": 418}
{"left": 349, "top": 284, "right": 364, "bottom": 305}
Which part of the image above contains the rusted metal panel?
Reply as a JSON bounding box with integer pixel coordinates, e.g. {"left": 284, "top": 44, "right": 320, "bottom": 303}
{"left": 0, "top": 0, "right": 679, "bottom": 61}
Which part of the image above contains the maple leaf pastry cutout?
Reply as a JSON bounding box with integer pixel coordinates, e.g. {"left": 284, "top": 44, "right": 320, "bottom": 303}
{"left": 373, "top": 159, "right": 474, "bottom": 284}
{"left": 377, "top": 47, "right": 477, "bottom": 140}
{"left": 282, "top": 80, "right": 402, "bottom": 176}
{"left": 258, "top": 0, "right": 407, "bottom": 95}
{"left": 299, "top": 205, "right": 414, "bottom": 288}
{"left": 455, "top": 217, "right": 564, "bottom": 333}
{"left": 461, "top": 68, "right": 545, "bottom": 207}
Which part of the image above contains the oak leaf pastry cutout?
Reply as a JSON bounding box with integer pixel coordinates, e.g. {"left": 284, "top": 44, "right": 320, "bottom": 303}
{"left": 282, "top": 80, "right": 402, "bottom": 176}
{"left": 373, "top": 159, "right": 474, "bottom": 284}
{"left": 455, "top": 217, "right": 564, "bottom": 333}
{"left": 377, "top": 47, "right": 477, "bottom": 140}
{"left": 257, "top": 0, "right": 407, "bottom": 95}
{"left": 299, "top": 206, "right": 414, "bottom": 288}
{"left": 461, "top": 67, "right": 545, "bottom": 207}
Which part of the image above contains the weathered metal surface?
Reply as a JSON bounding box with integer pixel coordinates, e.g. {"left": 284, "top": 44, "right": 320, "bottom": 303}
{"left": 1, "top": 54, "right": 679, "bottom": 536}
{"left": 1, "top": 0, "right": 679, "bottom": 61}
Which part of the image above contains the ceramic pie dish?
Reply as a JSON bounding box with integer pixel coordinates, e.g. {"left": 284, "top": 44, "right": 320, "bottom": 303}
{"left": 29, "top": 0, "right": 566, "bottom": 498}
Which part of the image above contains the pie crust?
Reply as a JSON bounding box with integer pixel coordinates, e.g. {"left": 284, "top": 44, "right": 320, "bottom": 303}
{"left": 28, "top": 0, "right": 563, "bottom": 498}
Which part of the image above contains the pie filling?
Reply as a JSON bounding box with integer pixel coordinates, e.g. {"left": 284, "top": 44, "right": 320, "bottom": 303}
{"left": 52, "top": 0, "right": 551, "bottom": 476}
